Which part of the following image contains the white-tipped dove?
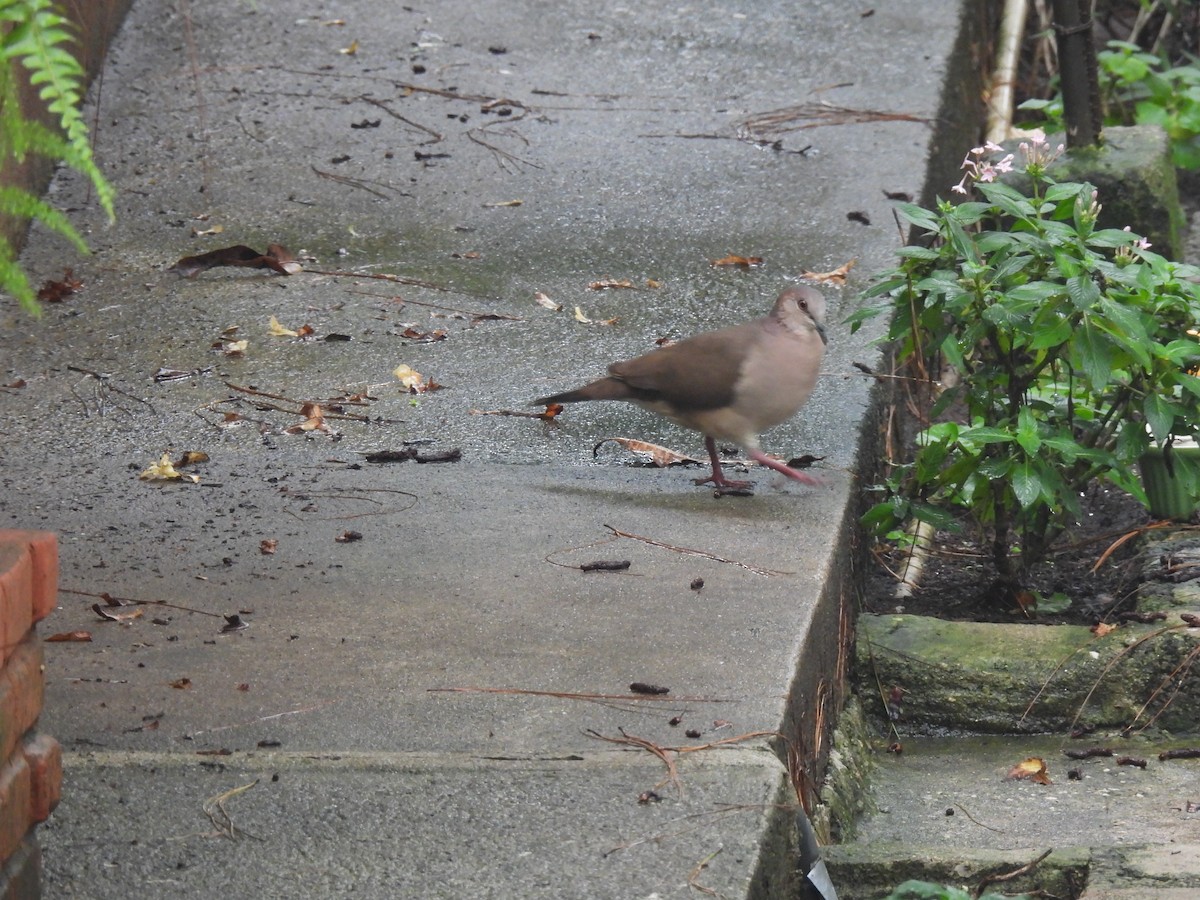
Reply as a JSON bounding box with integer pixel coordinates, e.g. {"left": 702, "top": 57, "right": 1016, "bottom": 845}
{"left": 534, "top": 285, "right": 827, "bottom": 490}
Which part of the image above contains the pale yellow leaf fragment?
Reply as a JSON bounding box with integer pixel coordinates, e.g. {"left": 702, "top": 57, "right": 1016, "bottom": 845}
{"left": 139, "top": 452, "right": 200, "bottom": 483}
{"left": 268, "top": 316, "right": 298, "bottom": 337}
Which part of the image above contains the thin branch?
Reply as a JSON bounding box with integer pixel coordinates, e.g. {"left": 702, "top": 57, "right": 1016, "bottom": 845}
{"left": 602, "top": 525, "right": 792, "bottom": 577}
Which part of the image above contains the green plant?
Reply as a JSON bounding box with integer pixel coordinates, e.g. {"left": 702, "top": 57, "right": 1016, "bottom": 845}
{"left": 0, "top": 0, "right": 113, "bottom": 313}
{"left": 883, "top": 881, "right": 1030, "bottom": 900}
{"left": 1020, "top": 38, "right": 1200, "bottom": 169}
{"left": 850, "top": 133, "right": 1200, "bottom": 596}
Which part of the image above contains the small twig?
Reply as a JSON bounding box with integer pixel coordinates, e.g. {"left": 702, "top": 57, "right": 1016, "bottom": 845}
{"left": 602, "top": 525, "right": 792, "bottom": 577}
{"left": 954, "top": 803, "right": 1005, "bottom": 834}
{"left": 221, "top": 383, "right": 376, "bottom": 423}
{"left": 343, "top": 287, "right": 521, "bottom": 319}
{"left": 359, "top": 95, "right": 443, "bottom": 143}
{"left": 972, "top": 848, "right": 1053, "bottom": 899}
{"left": 67, "top": 365, "right": 155, "bottom": 416}
{"left": 59, "top": 588, "right": 226, "bottom": 618}
{"left": 311, "top": 165, "right": 408, "bottom": 200}
{"left": 187, "top": 700, "right": 338, "bottom": 737}
{"left": 584, "top": 727, "right": 683, "bottom": 796}
{"left": 202, "top": 780, "right": 260, "bottom": 840}
{"left": 687, "top": 847, "right": 724, "bottom": 897}
{"left": 428, "top": 685, "right": 726, "bottom": 703}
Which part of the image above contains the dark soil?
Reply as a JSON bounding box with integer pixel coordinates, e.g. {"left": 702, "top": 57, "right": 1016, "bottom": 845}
{"left": 862, "top": 484, "right": 1157, "bottom": 625}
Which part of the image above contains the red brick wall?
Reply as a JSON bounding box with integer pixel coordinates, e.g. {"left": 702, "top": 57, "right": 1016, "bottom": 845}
{"left": 0, "top": 532, "right": 63, "bottom": 898}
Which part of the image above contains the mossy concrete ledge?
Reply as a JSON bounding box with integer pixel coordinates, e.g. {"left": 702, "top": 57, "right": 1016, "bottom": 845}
{"left": 823, "top": 846, "right": 1091, "bottom": 900}
{"left": 857, "top": 614, "right": 1200, "bottom": 734}
{"left": 1053, "top": 124, "right": 1185, "bottom": 259}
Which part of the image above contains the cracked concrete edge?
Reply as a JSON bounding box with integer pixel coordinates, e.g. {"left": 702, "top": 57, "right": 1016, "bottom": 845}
{"left": 824, "top": 843, "right": 1200, "bottom": 899}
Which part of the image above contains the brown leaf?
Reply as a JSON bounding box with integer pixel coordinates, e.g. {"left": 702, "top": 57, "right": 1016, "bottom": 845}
{"left": 45, "top": 631, "right": 92, "bottom": 643}
{"left": 802, "top": 258, "right": 857, "bottom": 285}
{"left": 451, "top": 250, "right": 481, "bottom": 259}
{"left": 587, "top": 278, "right": 636, "bottom": 290}
{"left": 92, "top": 603, "right": 144, "bottom": 623}
{"left": 170, "top": 244, "right": 301, "bottom": 278}
{"left": 710, "top": 255, "right": 764, "bottom": 268}
{"left": 37, "top": 268, "right": 83, "bottom": 302}
{"left": 259, "top": 539, "right": 278, "bottom": 555}
{"left": 1007, "top": 756, "right": 1052, "bottom": 785}
{"left": 335, "top": 530, "right": 364, "bottom": 543}
{"left": 399, "top": 327, "right": 448, "bottom": 343}
{"left": 1091, "top": 621, "right": 1117, "bottom": 637}
{"left": 533, "top": 290, "right": 562, "bottom": 311}
{"left": 573, "top": 306, "right": 619, "bottom": 325}
{"left": 169, "top": 677, "right": 192, "bottom": 690}
{"left": 284, "top": 403, "right": 337, "bottom": 435}
{"left": 593, "top": 437, "right": 702, "bottom": 468}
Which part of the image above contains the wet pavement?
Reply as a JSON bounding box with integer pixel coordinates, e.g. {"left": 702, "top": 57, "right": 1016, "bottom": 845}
{"left": 0, "top": 1, "right": 974, "bottom": 897}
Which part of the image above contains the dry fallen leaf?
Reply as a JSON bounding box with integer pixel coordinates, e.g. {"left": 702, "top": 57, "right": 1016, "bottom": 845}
{"left": 399, "top": 327, "right": 447, "bottom": 343}
{"left": 260, "top": 539, "right": 278, "bottom": 555}
{"left": 169, "top": 677, "right": 193, "bottom": 690}
{"left": 37, "top": 268, "right": 83, "bottom": 303}
{"left": 1091, "top": 621, "right": 1117, "bottom": 637}
{"left": 711, "top": 254, "right": 764, "bottom": 268}
{"left": 393, "top": 364, "right": 443, "bottom": 393}
{"left": 220, "top": 339, "right": 249, "bottom": 357}
{"left": 192, "top": 224, "right": 225, "bottom": 237}
{"left": 139, "top": 452, "right": 200, "bottom": 483}
{"left": 176, "top": 450, "right": 209, "bottom": 467}
{"left": 573, "top": 306, "right": 619, "bottom": 326}
{"left": 171, "top": 243, "right": 301, "bottom": 278}
{"left": 92, "top": 603, "right": 144, "bottom": 623}
{"left": 802, "top": 258, "right": 856, "bottom": 285}
{"left": 533, "top": 290, "right": 562, "bottom": 311}
{"left": 339, "top": 39, "right": 360, "bottom": 55}
{"left": 482, "top": 199, "right": 522, "bottom": 208}
{"left": 1007, "top": 756, "right": 1052, "bottom": 785}
{"left": 587, "top": 278, "right": 636, "bottom": 291}
{"left": 593, "top": 437, "right": 702, "bottom": 468}
{"left": 268, "top": 315, "right": 299, "bottom": 337}
{"left": 45, "top": 631, "right": 92, "bottom": 643}
{"left": 283, "top": 402, "right": 337, "bottom": 435}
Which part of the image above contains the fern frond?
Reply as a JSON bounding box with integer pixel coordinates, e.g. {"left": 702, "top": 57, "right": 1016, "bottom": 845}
{"left": 0, "top": 182, "right": 88, "bottom": 254}
{"left": 0, "top": 0, "right": 114, "bottom": 220}
{"left": 0, "top": 227, "right": 35, "bottom": 312}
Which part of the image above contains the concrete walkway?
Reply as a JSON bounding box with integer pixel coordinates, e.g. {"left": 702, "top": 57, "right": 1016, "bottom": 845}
{"left": 0, "top": 1, "right": 971, "bottom": 896}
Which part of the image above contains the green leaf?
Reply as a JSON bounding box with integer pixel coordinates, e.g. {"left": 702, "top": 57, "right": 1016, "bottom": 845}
{"left": 1016, "top": 406, "right": 1041, "bottom": 454}
{"left": 1071, "top": 320, "right": 1112, "bottom": 386}
{"left": 893, "top": 202, "right": 940, "bottom": 232}
{"left": 1037, "top": 591, "right": 1073, "bottom": 614}
{"left": 1144, "top": 393, "right": 1176, "bottom": 444}
{"left": 1066, "top": 274, "right": 1101, "bottom": 310}
{"left": 959, "top": 426, "right": 1015, "bottom": 445}
{"left": 1011, "top": 460, "right": 1043, "bottom": 507}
